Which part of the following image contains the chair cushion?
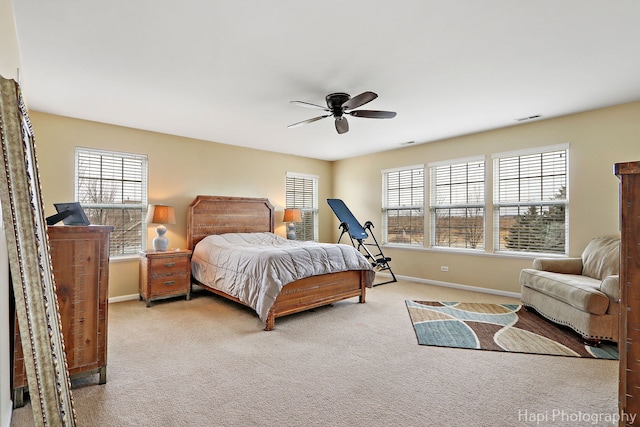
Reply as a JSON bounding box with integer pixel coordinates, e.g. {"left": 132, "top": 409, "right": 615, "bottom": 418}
{"left": 520, "top": 269, "right": 610, "bottom": 315}
{"left": 581, "top": 237, "right": 620, "bottom": 280}
{"left": 600, "top": 275, "right": 620, "bottom": 302}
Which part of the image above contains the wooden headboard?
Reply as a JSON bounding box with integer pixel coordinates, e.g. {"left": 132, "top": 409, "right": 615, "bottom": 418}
{"left": 187, "top": 196, "right": 275, "bottom": 249}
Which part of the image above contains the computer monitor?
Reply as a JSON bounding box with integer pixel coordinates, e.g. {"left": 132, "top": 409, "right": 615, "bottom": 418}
{"left": 46, "top": 202, "right": 90, "bottom": 226}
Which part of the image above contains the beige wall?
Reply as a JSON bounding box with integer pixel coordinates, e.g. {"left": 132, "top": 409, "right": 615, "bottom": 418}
{"left": 31, "top": 102, "right": 640, "bottom": 299}
{"left": 333, "top": 101, "right": 640, "bottom": 294}
{"left": 30, "top": 112, "right": 334, "bottom": 298}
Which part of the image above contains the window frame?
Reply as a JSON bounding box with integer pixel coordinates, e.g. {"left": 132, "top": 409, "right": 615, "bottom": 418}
{"left": 381, "top": 164, "right": 425, "bottom": 246}
{"left": 492, "top": 144, "right": 569, "bottom": 256}
{"left": 428, "top": 156, "right": 486, "bottom": 251}
{"left": 285, "top": 172, "right": 319, "bottom": 241}
{"left": 74, "top": 147, "right": 148, "bottom": 258}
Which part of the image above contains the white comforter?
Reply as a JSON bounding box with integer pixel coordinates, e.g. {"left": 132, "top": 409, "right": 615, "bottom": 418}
{"left": 191, "top": 232, "right": 375, "bottom": 322}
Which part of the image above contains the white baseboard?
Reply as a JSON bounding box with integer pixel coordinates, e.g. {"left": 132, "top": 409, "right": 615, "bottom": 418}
{"left": 108, "top": 294, "right": 139, "bottom": 304}
{"left": 376, "top": 272, "right": 522, "bottom": 299}
{"left": 3, "top": 401, "right": 12, "bottom": 427}
{"left": 108, "top": 276, "right": 521, "bottom": 304}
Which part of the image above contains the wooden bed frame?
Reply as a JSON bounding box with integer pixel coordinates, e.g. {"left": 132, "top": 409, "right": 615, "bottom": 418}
{"left": 187, "top": 195, "right": 368, "bottom": 330}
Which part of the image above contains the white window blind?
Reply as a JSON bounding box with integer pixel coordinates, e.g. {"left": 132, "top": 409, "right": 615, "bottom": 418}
{"left": 493, "top": 145, "right": 568, "bottom": 254}
{"left": 429, "top": 158, "right": 485, "bottom": 250}
{"left": 75, "top": 147, "right": 148, "bottom": 257}
{"left": 382, "top": 165, "right": 424, "bottom": 245}
{"left": 285, "top": 172, "right": 318, "bottom": 241}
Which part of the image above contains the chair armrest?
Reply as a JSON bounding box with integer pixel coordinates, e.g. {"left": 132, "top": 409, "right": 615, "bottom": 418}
{"left": 600, "top": 275, "right": 620, "bottom": 303}
{"left": 532, "top": 257, "right": 583, "bottom": 274}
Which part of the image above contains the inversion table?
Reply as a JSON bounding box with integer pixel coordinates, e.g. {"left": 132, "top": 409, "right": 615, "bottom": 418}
{"left": 327, "top": 198, "right": 397, "bottom": 285}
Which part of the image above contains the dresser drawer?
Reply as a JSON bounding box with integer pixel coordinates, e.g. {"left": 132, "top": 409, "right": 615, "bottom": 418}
{"left": 149, "top": 256, "right": 189, "bottom": 277}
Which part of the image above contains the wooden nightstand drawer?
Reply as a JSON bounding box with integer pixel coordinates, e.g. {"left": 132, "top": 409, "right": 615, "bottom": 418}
{"left": 149, "top": 256, "right": 189, "bottom": 277}
{"left": 148, "top": 274, "right": 189, "bottom": 296}
{"left": 139, "top": 249, "right": 192, "bottom": 307}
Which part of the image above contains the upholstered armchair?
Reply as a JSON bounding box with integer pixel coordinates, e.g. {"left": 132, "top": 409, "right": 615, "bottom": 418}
{"left": 519, "top": 236, "right": 620, "bottom": 345}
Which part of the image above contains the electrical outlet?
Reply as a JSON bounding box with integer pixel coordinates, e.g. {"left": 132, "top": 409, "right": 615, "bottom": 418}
{"left": 441, "top": 266, "right": 449, "bottom": 272}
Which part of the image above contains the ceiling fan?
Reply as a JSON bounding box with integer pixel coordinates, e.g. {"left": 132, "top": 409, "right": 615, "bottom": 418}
{"left": 288, "top": 91, "right": 396, "bottom": 134}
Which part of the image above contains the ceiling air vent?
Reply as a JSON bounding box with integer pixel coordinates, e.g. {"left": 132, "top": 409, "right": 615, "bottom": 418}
{"left": 515, "top": 114, "right": 543, "bottom": 122}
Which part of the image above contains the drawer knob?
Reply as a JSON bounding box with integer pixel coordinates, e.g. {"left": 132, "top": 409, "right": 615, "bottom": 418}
{"left": 164, "top": 262, "right": 176, "bottom": 267}
{"left": 164, "top": 281, "right": 175, "bottom": 286}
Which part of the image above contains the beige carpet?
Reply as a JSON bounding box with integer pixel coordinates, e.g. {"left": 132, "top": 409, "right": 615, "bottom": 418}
{"left": 11, "top": 280, "right": 618, "bottom": 426}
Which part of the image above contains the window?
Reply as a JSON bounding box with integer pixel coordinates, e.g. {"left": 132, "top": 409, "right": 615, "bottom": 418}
{"left": 75, "top": 147, "right": 148, "bottom": 257}
{"left": 285, "top": 172, "right": 318, "bottom": 241}
{"left": 493, "top": 145, "right": 568, "bottom": 255}
{"left": 382, "top": 165, "right": 424, "bottom": 245}
{"left": 429, "top": 158, "right": 485, "bottom": 250}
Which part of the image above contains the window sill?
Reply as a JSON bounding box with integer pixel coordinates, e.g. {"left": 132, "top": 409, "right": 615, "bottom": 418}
{"left": 381, "top": 244, "right": 566, "bottom": 260}
{"left": 109, "top": 254, "right": 140, "bottom": 263}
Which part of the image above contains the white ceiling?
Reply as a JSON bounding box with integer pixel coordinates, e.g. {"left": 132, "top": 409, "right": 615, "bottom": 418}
{"left": 12, "top": 1, "right": 640, "bottom": 161}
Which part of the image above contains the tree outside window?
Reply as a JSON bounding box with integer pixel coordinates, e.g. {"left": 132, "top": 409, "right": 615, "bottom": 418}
{"left": 382, "top": 165, "right": 424, "bottom": 245}
{"left": 430, "top": 159, "right": 485, "bottom": 250}
{"left": 285, "top": 172, "right": 318, "bottom": 241}
{"left": 75, "top": 148, "right": 148, "bottom": 257}
{"left": 494, "top": 147, "right": 568, "bottom": 255}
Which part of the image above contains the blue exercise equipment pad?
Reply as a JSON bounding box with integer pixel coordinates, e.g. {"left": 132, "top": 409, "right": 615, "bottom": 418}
{"left": 327, "top": 199, "right": 397, "bottom": 285}
{"left": 326, "top": 198, "right": 368, "bottom": 239}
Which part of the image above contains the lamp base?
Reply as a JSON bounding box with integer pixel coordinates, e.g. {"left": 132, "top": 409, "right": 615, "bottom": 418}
{"left": 286, "top": 222, "right": 296, "bottom": 240}
{"left": 153, "top": 225, "right": 169, "bottom": 251}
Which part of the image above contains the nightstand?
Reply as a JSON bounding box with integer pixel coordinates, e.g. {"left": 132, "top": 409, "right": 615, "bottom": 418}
{"left": 139, "top": 249, "right": 192, "bottom": 307}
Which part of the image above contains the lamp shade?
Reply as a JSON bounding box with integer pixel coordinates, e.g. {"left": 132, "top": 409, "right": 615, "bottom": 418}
{"left": 146, "top": 204, "right": 176, "bottom": 225}
{"left": 282, "top": 208, "right": 302, "bottom": 223}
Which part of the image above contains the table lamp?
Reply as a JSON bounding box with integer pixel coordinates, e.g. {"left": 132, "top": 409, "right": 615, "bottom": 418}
{"left": 146, "top": 204, "right": 176, "bottom": 251}
{"left": 283, "top": 208, "right": 302, "bottom": 240}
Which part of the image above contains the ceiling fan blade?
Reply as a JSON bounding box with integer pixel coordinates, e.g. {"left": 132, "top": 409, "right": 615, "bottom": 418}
{"left": 335, "top": 117, "right": 349, "bottom": 134}
{"left": 349, "top": 110, "right": 397, "bottom": 119}
{"left": 287, "top": 115, "right": 330, "bottom": 129}
{"left": 290, "top": 100, "right": 329, "bottom": 111}
{"left": 341, "top": 91, "right": 378, "bottom": 110}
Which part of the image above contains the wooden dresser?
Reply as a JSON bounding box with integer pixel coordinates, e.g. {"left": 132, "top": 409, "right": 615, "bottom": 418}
{"left": 12, "top": 225, "right": 112, "bottom": 407}
{"left": 616, "top": 161, "right": 640, "bottom": 426}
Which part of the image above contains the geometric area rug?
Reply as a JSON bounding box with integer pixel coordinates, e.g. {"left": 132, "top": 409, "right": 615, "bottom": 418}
{"left": 405, "top": 301, "right": 618, "bottom": 360}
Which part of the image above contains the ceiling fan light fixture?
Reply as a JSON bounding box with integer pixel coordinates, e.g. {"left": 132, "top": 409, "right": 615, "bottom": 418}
{"left": 288, "top": 91, "right": 396, "bottom": 134}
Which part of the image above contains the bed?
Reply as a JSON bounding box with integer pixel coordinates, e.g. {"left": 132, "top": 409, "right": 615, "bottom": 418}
{"left": 187, "top": 195, "right": 375, "bottom": 330}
